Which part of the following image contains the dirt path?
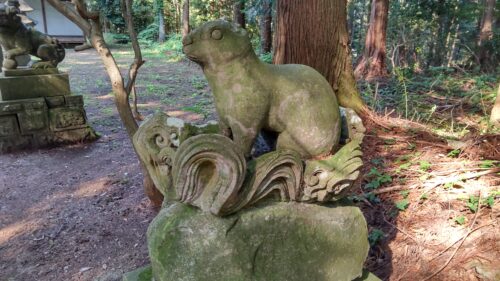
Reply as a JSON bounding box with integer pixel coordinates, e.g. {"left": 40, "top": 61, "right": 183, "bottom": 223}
{"left": 0, "top": 48, "right": 212, "bottom": 281}
{"left": 1, "top": 48, "right": 498, "bottom": 281}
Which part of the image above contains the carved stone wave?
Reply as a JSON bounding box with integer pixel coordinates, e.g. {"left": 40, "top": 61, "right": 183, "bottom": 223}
{"left": 172, "top": 134, "right": 303, "bottom": 216}
{"left": 302, "top": 140, "right": 363, "bottom": 202}
{"left": 133, "top": 110, "right": 365, "bottom": 217}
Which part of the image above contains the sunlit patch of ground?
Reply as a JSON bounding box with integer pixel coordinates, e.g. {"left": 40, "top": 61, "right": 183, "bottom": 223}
{"left": 358, "top": 116, "right": 499, "bottom": 281}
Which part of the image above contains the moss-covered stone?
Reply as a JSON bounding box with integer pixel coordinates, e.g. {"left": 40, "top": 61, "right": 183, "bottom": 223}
{"left": 122, "top": 265, "right": 153, "bottom": 281}
{"left": 0, "top": 95, "right": 97, "bottom": 152}
{"left": 147, "top": 202, "right": 369, "bottom": 281}
{"left": 0, "top": 71, "right": 71, "bottom": 101}
{"left": 183, "top": 20, "right": 341, "bottom": 159}
{"left": 354, "top": 270, "right": 382, "bottom": 281}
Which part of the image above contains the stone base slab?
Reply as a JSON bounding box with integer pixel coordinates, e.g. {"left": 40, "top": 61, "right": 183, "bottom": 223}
{"left": 0, "top": 70, "right": 70, "bottom": 101}
{"left": 141, "top": 202, "right": 370, "bottom": 281}
{"left": 0, "top": 95, "right": 97, "bottom": 152}
{"left": 3, "top": 68, "right": 59, "bottom": 77}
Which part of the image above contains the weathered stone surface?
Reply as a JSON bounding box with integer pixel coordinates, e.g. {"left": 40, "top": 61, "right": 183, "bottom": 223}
{"left": 49, "top": 107, "right": 87, "bottom": 130}
{"left": 3, "top": 68, "right": 59, "bottom": 77}
{"left": 354, "top": 270, "right": 383, "bottom": 281}
{"left": 342, "top": 107, "right": 366, "bottom": 143}
{"left": 134, "top": 111, "right": 365, "bottom": 215}
{"left": 133, "top": 113, "right": 219, "bottom": 199}
{"left": 147, "top": 202, "right": 369, "bottom": 281}
{"left": 0, "top": 95, "right": 96, "bottom": 152}
{"left": 171, "top": 134, "right": 304, "bottom": 216}
{"left": 0, "top": 71, "right": 71, "bottom": 101}
{"left": 0, "top": 114, "right": 19, "bottom": 136}
{"left": 183, "top": 20, "right": 341, "bottom": 159}
{"left": 303, "top": 139, "right": 363, "bottom": 202}
{"left": 127, "top": 20, "right": 373, "bottom": 281}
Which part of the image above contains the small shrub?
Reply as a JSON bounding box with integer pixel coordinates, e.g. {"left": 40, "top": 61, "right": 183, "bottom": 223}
{"left": 365, "top": 167, "right": 392, "bottom": 190}
{"left": 420, "top": 193, "right": 428, "bottom": 200}
{"left": 400, "top": 190, "right": 410, "bottom": 198}
{"left": 138, "top": 23, "right": 159, "bottom": 42}
{"left": 454, "top": 215, "right": 466, "bottom": 225}
{"left": 447, "top": 149, "right": 461, "bottom": 158}
{"left": 368, "top": 229, "right": 385, "bottom": 246}
{"left": 395, "top": 199, "right": 409, "bottom": 211}
{"left": 479, "top": 160, "right": 498, "bottom": 168}
{"left": 104, "top": 33, "right": 130, "bottom": 44}
{"left": 466, "top": 195, "right": 479, "bottom": 213}
{"left": 419, "top": 160, "right": 432, "bottom": 171}
{"left": 259, "top": 52, "right": 273, "bottom": 63}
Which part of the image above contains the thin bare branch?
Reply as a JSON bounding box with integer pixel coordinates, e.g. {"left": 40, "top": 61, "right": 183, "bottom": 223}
{"left": 72, "top": 0, "right": 99, "bottom": 20}
{"left": 122, "top": 0, "right": 145, "bottom": 95}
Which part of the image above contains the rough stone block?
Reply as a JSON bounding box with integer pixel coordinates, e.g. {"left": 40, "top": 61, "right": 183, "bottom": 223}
{"left": 52, "top": 127, "right": 96, "bottom": 143}
{"left": 0, "top": 72, "right": 71, "bottom": 101}
{"left": 0, "top": 95, "right": 97, "bottom": 152}
{"left": 49, "top": 107, "right": 86, "bottom": 130}
{"left": 0, "top": 102, "right": 22, "bottom": 113}
{"left": 0, "top": 135, "right": 32, "bottom": 152}
{"left": 23, "top": 99, "right": 46, "bottom": 110}
{"left": 147, "top": 202, "right": 369, "bottom": 281}
{"left": 18, "top": 108, "right": 48, "bottom": 133}
{"left": 64, "top": 95, "right": 84, "bottom": 107}
{"left": 45, "top": 96, "right": 65, "bottom": 108}
{"left": 0, "top": 115, "right": 19, "bottom": 136}
{"left": 3, "top": 68, "right": 59, "bottom": 77}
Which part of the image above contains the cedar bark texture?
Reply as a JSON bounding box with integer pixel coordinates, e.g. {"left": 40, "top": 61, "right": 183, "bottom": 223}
{"left": 477, "top": 0, "right": 496, "bottom": 72}
{"left": 273, "top": 0, "right": 366, "bottom": 113}
{"left": 354, "top": 0, "right": 389, "bottom": 80}
{"left": 233, "top": 0, "right": 246, "bottom": 28}
{"left": 260, "top": 0, "right": 272, "bottom": 53}
{"left": 182, "top": 0, "right": 190, "bottom": 37}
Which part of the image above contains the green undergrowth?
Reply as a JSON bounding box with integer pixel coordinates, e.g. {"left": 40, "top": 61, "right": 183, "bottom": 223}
{"left": 140, "top": 34, "right": 184, "bottom": 61}
{"left": 360, "top": 68, "right": 499, "bottom": 138}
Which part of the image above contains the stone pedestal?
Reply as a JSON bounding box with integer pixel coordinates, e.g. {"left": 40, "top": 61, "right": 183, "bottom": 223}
{"left": 0, "top": 68, "right": 97, "bottom": 152}
{"left": 124, "top": 202, "right": 380, "bottom": 281}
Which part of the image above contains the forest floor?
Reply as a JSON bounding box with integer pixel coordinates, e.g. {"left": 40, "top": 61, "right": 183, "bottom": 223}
{"left": 0, "top": 46, "right": 499, "bottom": 281}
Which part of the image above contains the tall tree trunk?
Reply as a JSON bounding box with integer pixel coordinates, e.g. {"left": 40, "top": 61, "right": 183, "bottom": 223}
{"left": 260, "top": 0, "right": 272, "bottom": 53}
{"left": 491, "top": 85, "right": 500, "bottom": 127}
{"left": 233, "top": 0, "right": 245, "bottom": 28}
{"left": 430, "top": 9, "right": 452, "bottom": 67}
{"left": 478, "top": 0, "right": 496, "bottom": 72}
{"left": 182, "top": 0, "right": 190, "bottom": 37}
{"left": 273, "top": 0, "right": 366, "bottom": 114}
{"left": 47, "top": 0, "right": 164, "bottom": 207}
{"left": 353, "top": 0, "right": 389, "bottom": 81}
{"left": 157, "top": 0, "right": 166, "bottom": 42}
{"left": 176, "top": 0, "right": 181, "bottom": 33}
{"left": 446, "top": 23, "right": 460, "bottom": 67}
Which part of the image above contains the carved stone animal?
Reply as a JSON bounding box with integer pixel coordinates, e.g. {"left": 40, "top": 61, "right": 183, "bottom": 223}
{"left": 182, "top": 20, "right": 341, "bottom": 159}
{"left": 0, "top": 0, "right": 65, "bottom": 69}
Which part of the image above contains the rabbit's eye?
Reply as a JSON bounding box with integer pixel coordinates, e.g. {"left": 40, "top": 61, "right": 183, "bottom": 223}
{"left": 211, "top": 29, "right": 223, "bottom": 40}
